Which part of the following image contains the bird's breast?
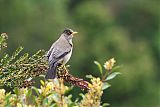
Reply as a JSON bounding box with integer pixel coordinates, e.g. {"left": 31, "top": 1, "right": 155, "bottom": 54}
{"left": 62, "top": 48, "right": 72, "bottom": 64}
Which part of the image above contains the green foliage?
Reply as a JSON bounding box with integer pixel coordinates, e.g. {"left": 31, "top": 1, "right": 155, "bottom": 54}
{"left": 0, "top": 34, "right": 47, "bottom": 88}
{"left": 0, "top": 47, "right": 46, "bottom": 87}
{"left": 94, "top": 58, "right": 120, "bottom": 90}
{"left": 0, "top": 33, "right": 8, "bottom": 50}
{"left": 0, "top": 0, "right": 159, "bottom": 106}
{"left": 94, "top": 61, "right": 103, "bottom": 74}
{"left": 105, "top": 72, "right": 121, "bottom": 81}
{"left": 0, "top": 60, "right": 119, "bottom": 107}
{"left": 0, "top": 78, "right": 103, "bottom": 107}
{"left": 0, "top": 34, "right": 120, "bottom": 106}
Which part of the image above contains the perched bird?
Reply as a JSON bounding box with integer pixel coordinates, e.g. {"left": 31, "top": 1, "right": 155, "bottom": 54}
{"left": 45, "top": 28, "right": 78, "bottom": 79}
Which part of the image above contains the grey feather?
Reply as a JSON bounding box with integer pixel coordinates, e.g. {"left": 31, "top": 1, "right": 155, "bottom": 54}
{"left": 45, "top": 34, "right": 73, "bottom": 79}
{"left": 48, "top": 35, "right": 72, "bottom": 64}
{"left": 45, "top": 62, "right": 59, "bottom": 79}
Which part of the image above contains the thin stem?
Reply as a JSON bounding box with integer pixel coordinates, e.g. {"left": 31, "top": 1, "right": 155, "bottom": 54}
{"left": 102, "top": 70, "right": 112, "bottom": 82}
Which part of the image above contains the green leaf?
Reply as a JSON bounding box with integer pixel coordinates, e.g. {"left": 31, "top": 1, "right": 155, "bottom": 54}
{"left": 5, "top": 92, "right": 11, "bottom": 101}
{"left": 32, "top": 87, "right": 40, "bottom": 96}
{"left": 14, "top": 87, "right": 19, "bottom": 95}
{"left": 102, "top": 82, "right": 111, "bottom": 90}
{"left": 79, "top": 93, "right": 85, "bottom": 99}
{"left": 40, "top": 80, "right": 45, "bottom": 86}
{"left": 27, "top": 88, "right": 32, "bottom": 97}
{"left": 86, "top": 75, "right": 93, "bottom": 79}
{"left": 102, "top": 103, "right": 110, "bottom": 107}
{"left": 43, "top": 98, "right": 49, "bottom": 105}
{"left": 15, "top": 53, "right": 29, "bottom": 64}
{"left": 112, "top": 65, "right": 121, "bottom": 72}
{"left": 94, "top": 61, "right": 103, "bottom": 74}
{"left": 106, "top": 72, "right": 121, "bottom": 81}
{"left": 67, "top": 94, "right": 72, "bottom": 99}
{"left": 8, "top": 46, "right": 23, "bottom": 63}
{"left": 0, "top": 36, "right": 3, "bottom": 44}
{"left": 0, "top": 54, "right": 9, "bottom": 66}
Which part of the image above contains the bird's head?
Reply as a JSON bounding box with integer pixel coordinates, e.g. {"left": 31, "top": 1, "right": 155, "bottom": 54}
{"left": 62, "top": 28, "right": 78, "bottom": 40}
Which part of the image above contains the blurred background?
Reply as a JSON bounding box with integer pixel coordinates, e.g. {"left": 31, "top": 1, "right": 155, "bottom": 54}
{"left": 0, "top": 0, "right": 159, "bottom": 107}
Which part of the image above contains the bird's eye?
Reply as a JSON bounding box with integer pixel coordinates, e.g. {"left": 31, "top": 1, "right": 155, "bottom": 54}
{"left": 67, "top": 31, "right": 72, "bottom": 35}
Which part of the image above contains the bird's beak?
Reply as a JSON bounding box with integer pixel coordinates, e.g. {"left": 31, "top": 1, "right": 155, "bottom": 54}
{"left": 72, "top": 31, "right": 78, "bottom": 35}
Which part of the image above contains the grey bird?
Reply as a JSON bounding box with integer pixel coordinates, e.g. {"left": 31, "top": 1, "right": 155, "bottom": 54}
{"left": 45, "top": 28, "right": 78, "bottom": 79}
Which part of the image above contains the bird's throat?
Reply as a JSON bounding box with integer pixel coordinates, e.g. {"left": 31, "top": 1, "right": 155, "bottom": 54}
{"left": 68, "top": 39, "right": 73, "bottom": 47}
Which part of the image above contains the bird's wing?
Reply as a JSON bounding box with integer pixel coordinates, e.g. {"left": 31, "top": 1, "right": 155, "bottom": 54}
{"left": 46, "top": 42, "right": 56, "bottom": 59}
{"left": 48, "top": 37, "right": 72, "bottom": 64}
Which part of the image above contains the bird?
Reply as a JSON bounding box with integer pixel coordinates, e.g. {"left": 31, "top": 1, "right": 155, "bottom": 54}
{"left": 45, "top": 28, "right": 78, "bottom": 79}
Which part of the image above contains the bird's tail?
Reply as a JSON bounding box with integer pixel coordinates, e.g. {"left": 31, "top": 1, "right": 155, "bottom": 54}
{"left": 45, "top": 62, "right": 59, "bottom": 79}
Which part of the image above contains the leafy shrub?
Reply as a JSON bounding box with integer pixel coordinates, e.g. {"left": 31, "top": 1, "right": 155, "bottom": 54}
{"left": 0, "top": 33, "right": 120, "bottom": 107}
